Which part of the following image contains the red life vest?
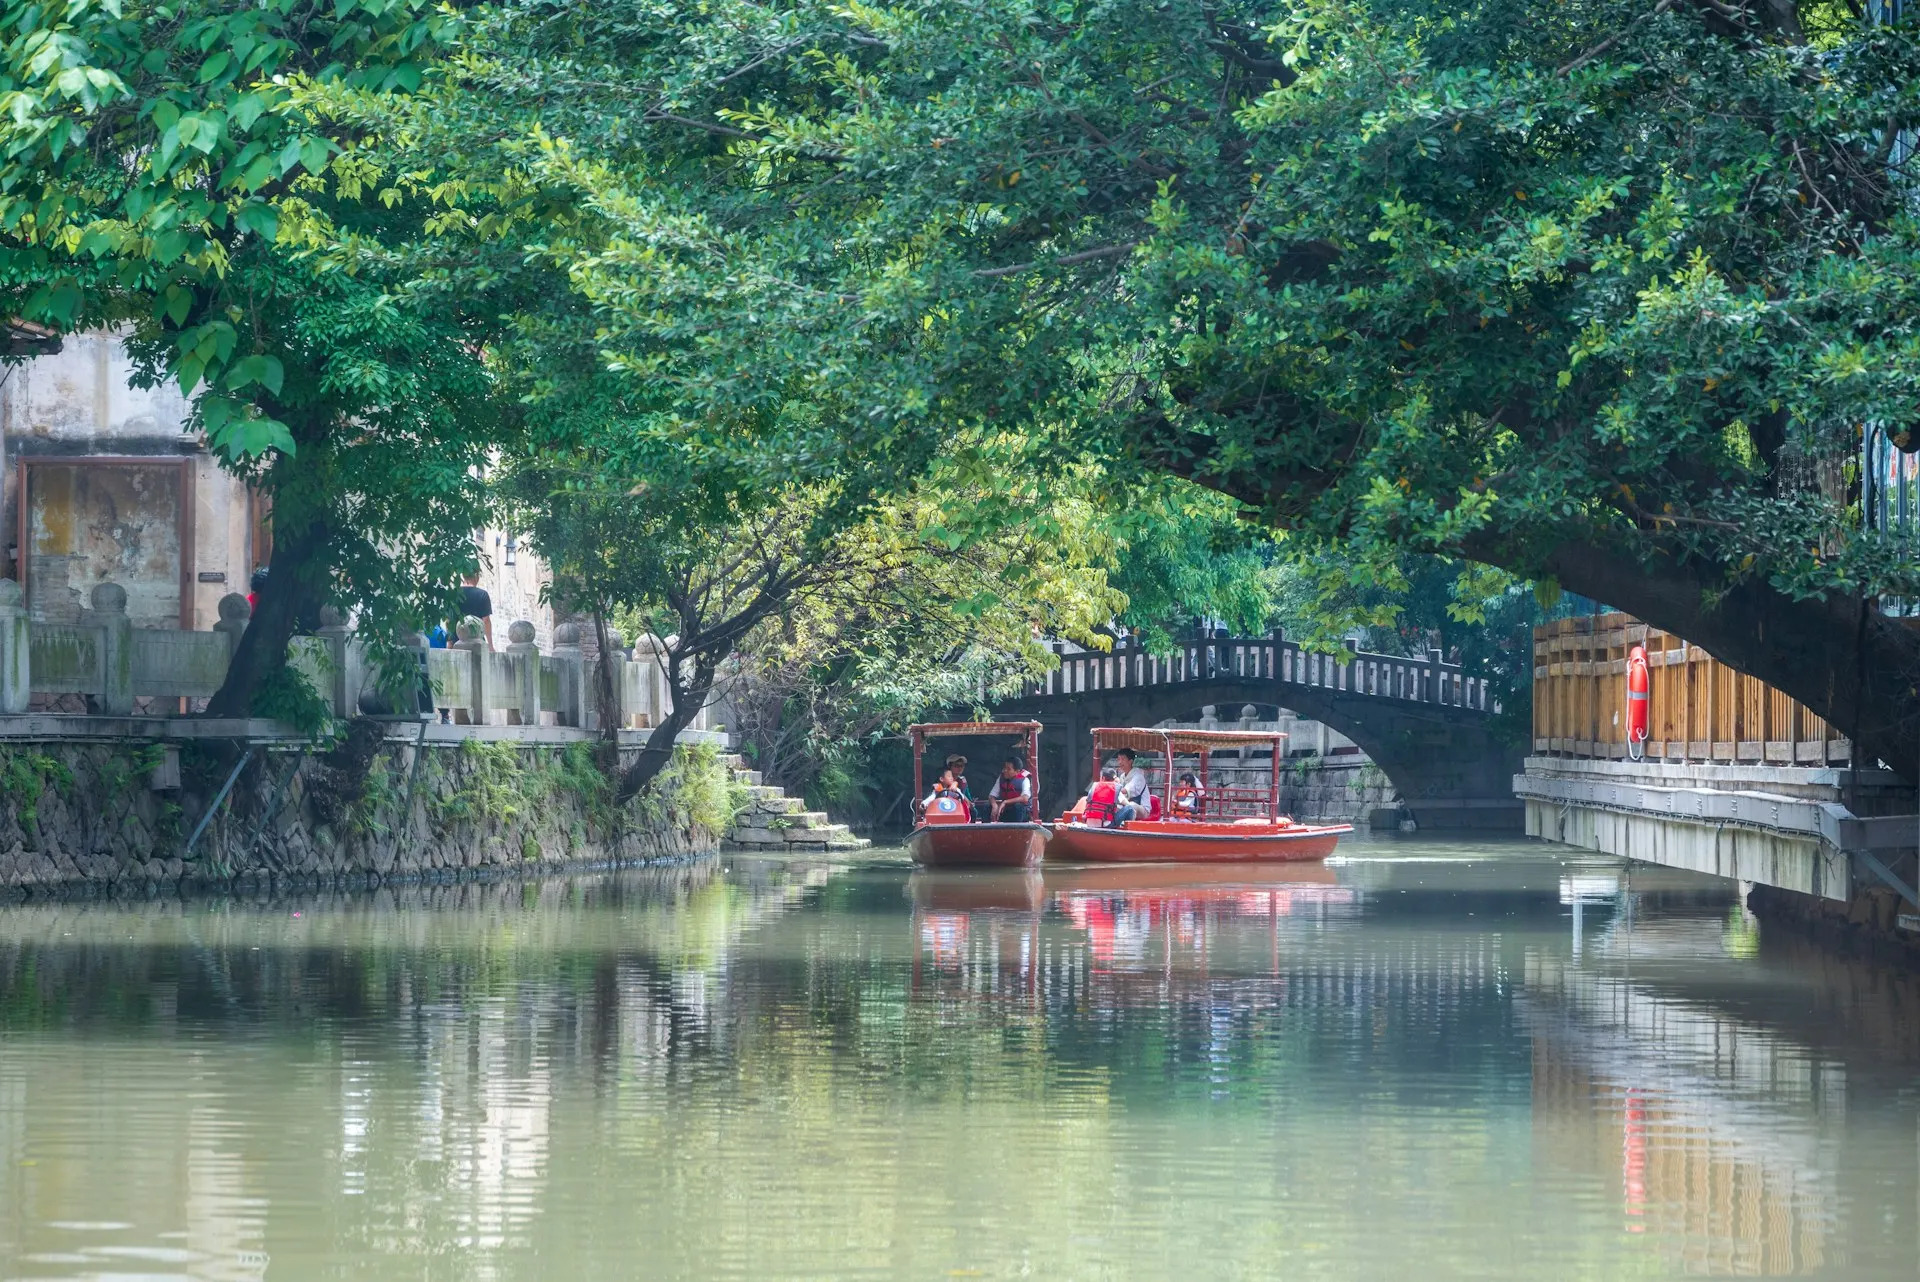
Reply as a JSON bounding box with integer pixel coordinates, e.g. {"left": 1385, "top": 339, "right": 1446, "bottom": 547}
{"left": 1085, "top": 780, "right": 1118, "bottom": 826}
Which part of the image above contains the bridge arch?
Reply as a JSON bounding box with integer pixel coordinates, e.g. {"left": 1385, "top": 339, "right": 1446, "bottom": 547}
{"left": 997, "top": 638, "right": 1523, "bottom": 830}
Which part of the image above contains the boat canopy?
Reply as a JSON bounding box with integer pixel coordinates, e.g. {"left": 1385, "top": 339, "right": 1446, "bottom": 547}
{"left": 908, "top": 722, "right": 1043, "bottom": 815}
{"left": 909, "top": 721, "right": 1044, "bottom": 737}
{"left": 1090, "top": 727, "right": 1287, "bottom": 755}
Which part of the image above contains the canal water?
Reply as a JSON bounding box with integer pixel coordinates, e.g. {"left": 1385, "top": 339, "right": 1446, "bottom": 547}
{"left": 0, "top": 839, "right": 1915, "bottom": 1280}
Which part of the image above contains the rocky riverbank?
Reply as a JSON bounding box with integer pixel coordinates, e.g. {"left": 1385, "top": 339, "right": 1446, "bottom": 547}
{"left": 0, "top": 724, "right": 741, "bottom": 894}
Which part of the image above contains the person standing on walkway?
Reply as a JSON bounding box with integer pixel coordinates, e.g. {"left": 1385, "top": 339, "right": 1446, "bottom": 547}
{"left": 458, "top": 571, "right": 493, "bottom": 649}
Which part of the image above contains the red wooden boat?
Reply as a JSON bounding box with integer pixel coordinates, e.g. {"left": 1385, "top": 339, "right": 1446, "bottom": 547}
{"left": 1047, "top": 726, "right": 1352, "bottom": 864}
{"left": 904, "top": 721, "right": 1051, "bottom": 868}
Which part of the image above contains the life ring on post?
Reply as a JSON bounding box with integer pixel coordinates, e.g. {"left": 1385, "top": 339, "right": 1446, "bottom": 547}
{"left": 1626, "top": 643, "right": 1650, "bottom": 762}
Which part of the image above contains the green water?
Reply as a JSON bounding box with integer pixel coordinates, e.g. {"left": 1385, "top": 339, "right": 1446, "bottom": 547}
{"left": 0, "top": 840, "right": 1914, "bottom": 1280}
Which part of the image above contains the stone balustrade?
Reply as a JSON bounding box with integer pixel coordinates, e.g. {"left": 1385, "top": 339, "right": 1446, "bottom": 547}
{"left": 1025, "top": 634, "right": 1497, "bottom": 712}
{"left": 0, "top": 581, "right": 711, "bottom": 732}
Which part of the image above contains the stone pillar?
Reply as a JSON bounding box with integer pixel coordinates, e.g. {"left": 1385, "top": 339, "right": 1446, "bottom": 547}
{"left": 551, "top": 621, "right": 583, "bottom": 728}
{"left": 403, "top": 630, "right": 430, "bottom": 717}
{"left": 214, "top": 593, "right": 250, "bottom": 659}
{"left": 84, "top": 582, "right": 133, "bottom": 715}
{"left": 506, "top": 620, "right": 540, "bottom": 726}
{"left": 454, "top": 620, "right": 488, "bottom": 725}
{"left": 0, "top": 579, "right": 27, "bottom": 714}
{"left": 588, "top": 628, "right": 626, "bottom": 732}
{"left": 317, "top": 605, "right": 356, "bottom": 719}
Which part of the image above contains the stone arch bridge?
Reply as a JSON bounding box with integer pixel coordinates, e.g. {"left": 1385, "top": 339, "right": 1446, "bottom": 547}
{"left": 996, "top": 636, "right": 1524, "bottom": 830}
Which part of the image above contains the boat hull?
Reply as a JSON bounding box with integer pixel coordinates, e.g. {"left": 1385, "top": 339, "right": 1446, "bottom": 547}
{"left": 1046, "top": 819, "right": 1350, "bottom": 864}
{"left": 907, "top": 822, "right": 1050, "bottom": 868}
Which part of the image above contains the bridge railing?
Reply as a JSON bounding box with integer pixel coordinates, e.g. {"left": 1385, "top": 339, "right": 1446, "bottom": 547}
{"left": 1021, "top": 636, "right": 1494, "bottom": 712}
{"left": 1533, "top": 613, "right": 1848, "bottom": 765}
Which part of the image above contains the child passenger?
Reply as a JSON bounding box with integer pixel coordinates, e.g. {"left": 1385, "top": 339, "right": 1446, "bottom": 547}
{"left": 1171, "top": 772, "right": 1206, "bottom": 820}
{"left": 920, "top": 768, "right": 967, "bottom": 816}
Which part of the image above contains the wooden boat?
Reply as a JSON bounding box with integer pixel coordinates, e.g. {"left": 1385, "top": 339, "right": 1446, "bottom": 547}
{"left": 904, "top": 721, "right": 1051, "bottom": 868}
{"left": 1047, "top": 726, "right": 1352, "bottom": 864}
{"left": 1047, "top": 817, "right": 1350, "bottom": 862}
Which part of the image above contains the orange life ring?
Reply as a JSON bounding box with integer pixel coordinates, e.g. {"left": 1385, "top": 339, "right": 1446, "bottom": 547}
{"left": 1626, "top": 643, "right": 1650, "bottom": 761}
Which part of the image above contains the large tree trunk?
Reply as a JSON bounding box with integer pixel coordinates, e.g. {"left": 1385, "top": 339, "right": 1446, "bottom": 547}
{"left": 615, "top": 691, "right": 709, "bottom": 804}
{"left": 205, "top": 519, "right": 329, "bottom": 717}
{"left": 1528, "top": 538, "right": 1920, "bottom": 782}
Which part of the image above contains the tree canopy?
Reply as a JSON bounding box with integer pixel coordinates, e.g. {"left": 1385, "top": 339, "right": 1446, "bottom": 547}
{"left": 13, "top": 0, "right": 1920, "bottom": 778}
{"left": 388, "top": 0, "right": 1920, "bottom": 773}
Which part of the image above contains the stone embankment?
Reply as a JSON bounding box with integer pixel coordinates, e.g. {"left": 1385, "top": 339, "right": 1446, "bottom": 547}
{"left": 1276, "top": 754, "right": 1403, "bottom": 828}
{"left": 0, "top": 724, "right": 741, "bottom": 894}
{"left": 724, "top": 760, "right": 869, "bottom": 852}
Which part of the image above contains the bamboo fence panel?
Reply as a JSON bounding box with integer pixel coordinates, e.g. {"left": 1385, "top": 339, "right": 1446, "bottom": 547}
{"left": 1532, "top": 613, "right": 1846, "bottom": 766}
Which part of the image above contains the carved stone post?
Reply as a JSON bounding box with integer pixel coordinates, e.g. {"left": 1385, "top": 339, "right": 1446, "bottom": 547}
{"left": 590, "top": 627, "right": 626, "bottom": 732}
{"left": 214, "top": 593, "right": 250, "bottom": 660}
{"left": 403, "top": 630, "right": 431, "bottom": 717}
{"left": 551, "top": 621, "right": 583, "bottom": 728}
{"left": 0, "top": 580, "right": 28, "bottom": 714}
{"left": 84, "top": 583, "right": 133, "bottom": 715}
{"left": 454, "top": 620, "right": 488, "bottom": 725}
{"left": 505, "top": 620, "right": 540, "bottom": 726}
{"left": 317, "top": 605, "right": 355, "bottom": 718}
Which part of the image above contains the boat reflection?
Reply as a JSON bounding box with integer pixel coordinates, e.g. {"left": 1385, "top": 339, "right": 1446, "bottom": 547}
{"left": 907, "top": 862, "right": 1362, "bottom": 1003}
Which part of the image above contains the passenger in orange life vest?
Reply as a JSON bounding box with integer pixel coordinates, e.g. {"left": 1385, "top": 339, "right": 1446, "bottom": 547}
{"left": 943, "top": 754, "right": 973, "bottom": 808}
{"left": 1171, "top": 772, "right": 1206, "bottom": 820}
{"left": 1082, "top": 767, "right": 1121, "bottom": 828}
{"left": 919, "top": 768, "right": 967, "bottom": 817}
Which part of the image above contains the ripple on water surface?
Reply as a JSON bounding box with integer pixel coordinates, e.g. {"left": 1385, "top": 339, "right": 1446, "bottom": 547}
{"left": 0, "top": 839, "right": 1913, "bottom": 1279}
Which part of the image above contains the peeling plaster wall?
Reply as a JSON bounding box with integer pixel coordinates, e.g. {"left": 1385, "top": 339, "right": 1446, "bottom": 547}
{"left": 0, "top": 331, "right": 255, "bottom": 629}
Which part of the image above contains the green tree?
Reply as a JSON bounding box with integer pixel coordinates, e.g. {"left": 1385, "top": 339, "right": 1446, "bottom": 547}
{"left": 0, "top": 0, "right": 514, "bottom": 712}
{"left": 420, "top": 0, "right": 1920, "bottom": 775}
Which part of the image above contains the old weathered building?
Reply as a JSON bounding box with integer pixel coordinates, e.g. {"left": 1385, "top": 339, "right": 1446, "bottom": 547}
{"left": 0, "top": 328, "right": 550, "bottom": 641}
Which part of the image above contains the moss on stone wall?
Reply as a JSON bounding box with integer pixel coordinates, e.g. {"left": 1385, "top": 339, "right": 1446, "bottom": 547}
{"left": 0, "top": 734, "right": 724, "bottom": 892}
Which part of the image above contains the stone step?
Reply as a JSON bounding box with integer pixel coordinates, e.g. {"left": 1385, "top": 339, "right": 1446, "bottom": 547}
{"left": 743, "top": 784, "right": 784, "bottom": 803}
{"left": 731, "top": 768, "right": 764, "bottom": 787}
{"left": 794, "top": 822, "right": 852, "bottom": 841}
{"left": 790, "top": 811, "right": 832, "bottom": 829}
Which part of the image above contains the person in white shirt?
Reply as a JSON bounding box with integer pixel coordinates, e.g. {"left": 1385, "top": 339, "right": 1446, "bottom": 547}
{"left": 987, "top": 757, "right": 1034, "bottom": 822}
{"left": 1112, "top": 749, "right": 1151, "bottom": 824}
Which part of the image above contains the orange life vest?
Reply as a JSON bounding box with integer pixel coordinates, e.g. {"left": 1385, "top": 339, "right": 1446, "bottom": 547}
{"left": 1085, "top": 780, "right": 1118, "bottom": 826}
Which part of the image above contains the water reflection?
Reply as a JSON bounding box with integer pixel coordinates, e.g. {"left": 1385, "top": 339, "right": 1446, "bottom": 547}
{"left": 0, "top": 845, "right": 1913, "bottom": 1278}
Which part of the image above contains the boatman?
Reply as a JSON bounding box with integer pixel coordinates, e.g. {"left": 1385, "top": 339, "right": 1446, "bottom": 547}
{"left": 987, "top": 757, "right": 1033, "bottom": 823}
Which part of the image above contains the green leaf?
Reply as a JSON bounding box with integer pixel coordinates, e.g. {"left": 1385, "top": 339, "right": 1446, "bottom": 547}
{"left": 234, "top": 201, "right": 277, "bottom": 241}
{"left": 225, "top": 353, "right": 284, "bottom": 396}
{"left": 161, "top": 284, "right": 192, "bottom": 326}
{"left": 229, "top": 91, "right": 266, "bottom": 133}
{"left": 298, "top": 135, "right": 331, "bottom": 175}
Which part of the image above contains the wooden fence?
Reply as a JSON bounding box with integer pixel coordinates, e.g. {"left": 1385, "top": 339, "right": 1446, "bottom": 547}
{"left": 1533, "top": 613, "right": 1848, "bottom": 766}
